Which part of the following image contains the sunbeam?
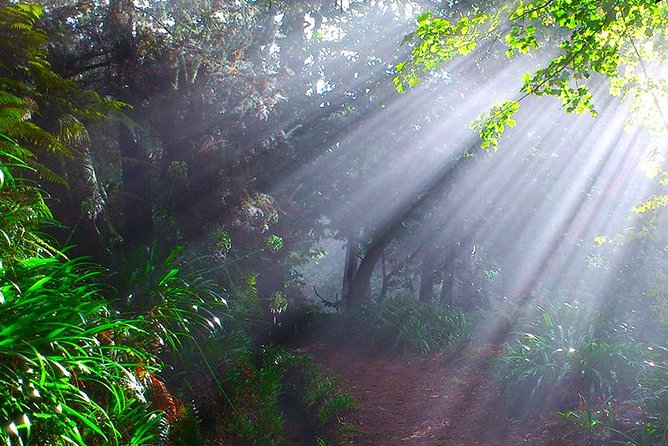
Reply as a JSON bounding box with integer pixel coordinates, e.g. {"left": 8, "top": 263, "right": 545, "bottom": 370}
{"left": 3, "top": 1, "right": 668, "bottom": 445}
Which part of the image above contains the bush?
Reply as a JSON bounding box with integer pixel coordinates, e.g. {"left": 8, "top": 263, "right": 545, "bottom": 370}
{"left": 620, "top": 348, "right": 668, "bottom": 445}
{"left": 112, "top": 245, "right": 228, "bottom": 354}
{"left": 195, "top": 345, "right": 354, "bottom": 446}
{"left": 0, "top": 257, "right": 165, "bottom": 445}
{"left": 188, "top": 342, "right": 302, "bottom": 446}
{"left": 351, "top": 295, "right": 472, "bottom": 354}
{"left": 497, "top": 301, "right": 645, "bottom": 418}
{"left": 301, "top": 359, "right": 354, "bottom": 428}
{"left": 557, "top": 357, "right": 668, "bottom": 446}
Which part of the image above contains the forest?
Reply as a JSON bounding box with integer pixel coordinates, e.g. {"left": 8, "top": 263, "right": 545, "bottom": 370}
{"left": 1, "top": 0, "right": 668, "bottom": 445}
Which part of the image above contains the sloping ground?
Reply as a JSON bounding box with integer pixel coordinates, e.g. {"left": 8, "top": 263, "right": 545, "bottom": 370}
{"left": 291, "top": 339, "right": 580, "bottom": 446}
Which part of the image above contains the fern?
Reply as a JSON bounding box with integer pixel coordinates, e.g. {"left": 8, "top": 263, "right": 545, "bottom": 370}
{"left": 0, "top": 3, "right": 123, "bottom": 190}
{"left": 12, "top": 120, "right": 73, "bottom": 156}
{"left": 0, "top": 91, "right": 30, "bottom": 133}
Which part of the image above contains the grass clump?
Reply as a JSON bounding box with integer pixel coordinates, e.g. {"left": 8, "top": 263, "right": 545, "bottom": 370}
{"left": 0, "top": 257, "right": 166, "bottom": 445}
{"left": 300, "top": 356, "right": 355, "bottom": 444}
{"left": 350, "top": 295, "right": 472, "bottom": 354}
{"left": 497, "top": 301, "right": 645, "bottom": 418}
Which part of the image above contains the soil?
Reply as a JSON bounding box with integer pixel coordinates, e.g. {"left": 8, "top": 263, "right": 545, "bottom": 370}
{"left": 287, "top": 328, "right": 583, "bottom": 446}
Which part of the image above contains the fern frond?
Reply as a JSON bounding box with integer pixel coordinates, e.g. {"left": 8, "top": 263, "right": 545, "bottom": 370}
{"left": 11, "top": 121, "right": 73, "bottom": 158}
{"left": 0, "top": 139, "right": 36, "bottom": 162}
{"left": 29, "top": 160, "right": 69, "bottom": 187}
{"left": 13, "top": 3, "right": 44, "bottom": 24}
{"left": 0, "top": 91, "right": 28, "bottom": 107}
{"left": 0, "top": 77, "right": 35, "bottom": 96}
{"left": 58, "top": 114, "right": 89, "bottom": 145}
{"left": 0, "top": 91, "right": 30, "bottom": 132}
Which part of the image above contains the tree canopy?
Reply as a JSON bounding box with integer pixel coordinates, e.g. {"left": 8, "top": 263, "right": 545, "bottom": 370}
{"left": 397, "top": 0, "right": 668, "bottom": 148}
{"left": 3, "top": 1, "right": 668, "bottom": 444}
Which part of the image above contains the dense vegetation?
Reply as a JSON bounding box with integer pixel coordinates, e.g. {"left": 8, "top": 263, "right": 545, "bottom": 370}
{"left": 0, "top": 3, "right": 352, "bottom": 445}
{"left": 2, "top": 0, "right": 668, "bottom": 444}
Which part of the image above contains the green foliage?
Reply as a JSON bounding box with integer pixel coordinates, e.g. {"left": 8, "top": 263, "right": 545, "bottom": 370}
{"left": 0, "top": 78, "right": 61, "bottom": 264}
{"left": 265, "top": 235, "right": 284, "bottom": 253}
{"left": 301, "top": 361, "right": 354, "bottom": 428}
{"left": 197, "top": 346, "right": 355, "bottom": 445}
{"left": 471, "top": 100, "right": 520, "bottom": 150}
{"left": 168, "top": 402, "right": 203, "bottom": 446}
{"left": 0, "top": 3, "right": 122, "bottom": 172}
{"left": 394, "top": 9, "right": 501, "bottom": 92}
{"left": 557, "top": 355, "right": 668, "bottom": 446}
{"left": 351, "top": 296, "right": 472, "bottom": 354}
{"left": 0, "top": 2, "right": 123, "bottom": 264}
{"left": 297, "top": 355, "right": 354, "bottom": 444}
{"left": 624, "top": 350, "right": 668, "bottom": 445}
{"left": 633, "top": 195, "right": 668, "bottom": 215}
{"left": 177, "top": 337, "right": 291, "bottom": 445}
{"left": 192, "top": 343, "right": 354, "bottom": 445}
{"left": 229, "top": 357, "right": 286, "bottom": 445}
{"left": 269, "top": 290, "right": 288, "bottom": 318}
{"left": 558, "top": 396, "right": 616, "bottom": 445}
{"left": 497, "top": 302, "right": 645, "bottom": 418}
{"left": 0, "top": 135, "right": 57, "bottom": 263}
{"left": 114, "top": 245, "right": 228, "bottom": 353}
{"left": 0, "top": 256, "right": 164, "bottom": 445}
{"left": 211, "top": 229, "right": 232, "bottom": 257}
{"left": 397, "top": 1, "right": 668, "bottom": 147}
{"left": 0, "top": 6, "right": 171, "bottom": 443}
{"left": 0, "top": 4, "right": 315, "bottom": 445}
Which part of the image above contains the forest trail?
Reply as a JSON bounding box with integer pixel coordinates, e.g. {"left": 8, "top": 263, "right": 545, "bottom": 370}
{"left": 290, "top": 334, "right": 576, "bottom": 446}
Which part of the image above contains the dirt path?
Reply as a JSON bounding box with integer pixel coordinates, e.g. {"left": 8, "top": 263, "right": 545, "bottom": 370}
{"left": 291, "top": 338, "right": 577, "bottom": 446}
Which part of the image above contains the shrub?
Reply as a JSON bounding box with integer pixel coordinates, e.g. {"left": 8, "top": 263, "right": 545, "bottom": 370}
{"left": 619, "top": 348, "right": 668, "bottom": 445}
{"left": 112, "top": 245, "right": 228, "bottom": 354}
{"left": 0, "top": 257, "right": 165, "bottom": 445}
{"left": 558, "top": 360, "right": 668, "bottom": 446}
{"left": 190, "top": 343, "right": 303, "bottom": 446}
{"left": 557, "top": 395, "right": 616, "bottom": 445}
{"left": 298, "top": 355, "right": 355, "bottom": 444}
{"left": 352, "top": 295, "right": 472, "bottom": 354}
{"left": 497, "top": 301, "right": 645, "bottom": 417}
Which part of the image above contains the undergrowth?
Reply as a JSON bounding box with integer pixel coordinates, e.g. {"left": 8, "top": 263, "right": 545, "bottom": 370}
{"left": 348, "top": 295, "right": 472, "bottom": 354}
{"left": 0, "top": 5, "right": 356, "bottom": 445}
{"left": 193, "top": 342, "right": 354, "bottom": 446}
{"left": 0, "top": 257, "right": 165, "bottom": 445}
{"left": 558, "top": 347, "right": 668, "bottom": 445}
{"left": 300, "top": 356, "right": 355, "bottom": 442}
{"left": 496, "top": 301, "right": 645, "bottom": 418}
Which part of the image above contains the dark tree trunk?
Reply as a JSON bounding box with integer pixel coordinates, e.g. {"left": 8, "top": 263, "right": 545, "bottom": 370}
{"left": 346, "top": 240, "right": 383, "bottom": 310}
{"left": 343, "top": 153, "right": 469, "bottom": 310}
{"left": 379, "top": 248, "right": 389, "bottom": 301}
{"left": 461, "top": 245, "right": 478, "bottom": 311}
{"left": 419, "top": 250, "right": 436, "bottom": 304}
{"left": 119, "top": 126, "right": 153, "bottom": 248}
{"left": 109, "top": 0, "right": 153, "bottom": 250}
{"left": 440, "top": 245, "right": 456, "bottom": 306}
{"left": 341, "top": 236, "right": 359, "bottom": 302}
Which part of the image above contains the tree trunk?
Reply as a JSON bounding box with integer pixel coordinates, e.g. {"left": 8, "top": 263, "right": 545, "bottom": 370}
{"left": 418, "top": 250, "right": 436, "bottom": 304}
{"left": 346, "top": 240, "right": 383, "bottom": 309}
{"left": 440, "top": 245, "right": 456, "bottom": 306}
{"left": 344, "top": 155, "right": 468, "bottom": 310}
{"left": 109, "top": 0, "right": 154, "bottom": 250}
{"left": 341, "top": 236, "right": 359, "bottom": 302}
{"left": 461, "top": 248, "right": 477, "bottom": 311}
{"left": 379, "top": 248, "right": 389, "bottom": 301}
{"left": 119, "top": 125, "right": 153, "bottom": 248}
